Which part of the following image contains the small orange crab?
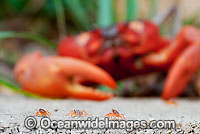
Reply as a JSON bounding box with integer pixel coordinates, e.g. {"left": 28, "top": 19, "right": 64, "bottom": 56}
{"left": 66, "top": 110, "right": 88, "bottom": 117}
{"left": 105, "top": 109, "right": 126, "bottom": 120}
{"left": 36, "top": 108, "right": 51, "bottom": 117}
{"left": 166, "top": 100, "right": 178, "bottom": 106}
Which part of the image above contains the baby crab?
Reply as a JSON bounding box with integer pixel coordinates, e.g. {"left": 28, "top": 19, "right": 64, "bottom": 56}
{"left": 66, "top": 110, "right": 88, "bottom": 117}
{"left": 36, "top": 108, "right": 51, "bottom": 117}
{"left": 105, "top": 109, "right": 126, "bottom": 120}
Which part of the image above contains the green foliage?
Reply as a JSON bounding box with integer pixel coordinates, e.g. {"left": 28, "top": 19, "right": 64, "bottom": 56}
{"left": 148, "top": 0, "right": 157, "bottom": 19}
{"left": 0, "top": 31, "right": 57, "bottom": 49}
{"left": 98, "top": 81, "right": 125, "bottom": 96}
{"left": 0, "top": 72, "right": 40, "bottom": 98}
{"left": 97, "top": 0, "right": 115, "bottom": 27}
{"left": 54, "top": 0, "right": 66, "bottom": 38}
{"left": 63, "top": 0, "right": 91, "bottom": 30}
{"left": 0, "top": 0, "right": 29, "bottom": 15}
{"left": 126, "top": 0, "right": 139, "bottom": 21}
{"left": 184, "top": 13, "right": 200, "bottom": 28}
{"left": 0, "top": 0, "right": 200, "bottom": 97}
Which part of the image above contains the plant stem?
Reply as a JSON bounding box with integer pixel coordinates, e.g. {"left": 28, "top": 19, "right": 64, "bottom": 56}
{"left": 54, "top": 0, "right": 67, "bottom": 40}
{"left": 126, "top": 0, "right": 138, "bottom": 21}
{"left": 97, "top": 0, "right": 115, "bottom": 28}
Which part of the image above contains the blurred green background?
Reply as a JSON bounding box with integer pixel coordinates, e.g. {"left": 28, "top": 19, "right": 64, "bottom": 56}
{"left": 0, "top": 0, "right": 200, "bottom": 97}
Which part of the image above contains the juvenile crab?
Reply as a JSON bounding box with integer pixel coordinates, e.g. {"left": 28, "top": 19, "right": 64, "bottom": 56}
{"left": 36, "top": 108, "right": 51, "bottom": 117}
{"left": 66, "top": 109, "right": 88, "bottom": 117}
{"left": 105, "top": 109, "right": 126, "bottom": 120}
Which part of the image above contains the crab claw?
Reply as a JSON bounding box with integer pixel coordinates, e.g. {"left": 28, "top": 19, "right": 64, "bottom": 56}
{"left": 14, "top": 51, "right": 117, "bottom": 100}
{"left": 162, "top": 43, "right": 200, "bottom": 100}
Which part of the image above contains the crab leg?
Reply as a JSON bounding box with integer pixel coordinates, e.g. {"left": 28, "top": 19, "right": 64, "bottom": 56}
{"left": 162, "top": 43, "right": 200, "bottom": 100}
{"left": 36, "top": 112, "right": 41, "bottom": 117}
{"left": 66, "top": 110, "right": 74, "bottom": 117}
{"left": 14, "top": 51, "right": 116, "bottom": 100}
{"left": 119, "top": 114, "right": 126, "bottom": 120}
{"left": 141, "top": 26, "right": 200, "bottom": 99}
{"left": 143, "top": 26, "right": 200, "bottom": 67}
{"left": 46, "top": 110, "right": 51, "bottom": 116}
{"left": 82, "top": 110, "right": 88, "bottom": 116}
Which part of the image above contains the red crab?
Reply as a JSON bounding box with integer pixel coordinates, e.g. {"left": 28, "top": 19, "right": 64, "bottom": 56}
{"left": 105, "top": 109, "right": 126, "bottom": 120}
{"left": 58, "top": 20, "right": 200, "bottom": 100}
{"left": 66, "top": 109, "right": 88, "bottom": 117}
{"left": 36, "top": 108, "right": 51, "bottom": 117}
{"left": 14, "top": 51, "right": 117, "bottom": 100}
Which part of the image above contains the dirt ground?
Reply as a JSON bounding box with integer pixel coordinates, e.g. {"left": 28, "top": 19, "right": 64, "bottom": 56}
{"left": 0, "top": 94, "right": 200, "bottom": 133}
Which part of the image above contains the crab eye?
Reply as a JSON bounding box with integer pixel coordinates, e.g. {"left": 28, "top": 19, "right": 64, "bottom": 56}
{"left": 76, "top": 33, "right": 90, "bottom": 47}
{"left": 129, "top": 21, "right": 145, "bottom": 34}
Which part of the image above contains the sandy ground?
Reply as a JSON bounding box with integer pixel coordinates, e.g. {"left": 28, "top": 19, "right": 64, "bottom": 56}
{"left": 0, "top": 94, "right": 200, "bottom": 133}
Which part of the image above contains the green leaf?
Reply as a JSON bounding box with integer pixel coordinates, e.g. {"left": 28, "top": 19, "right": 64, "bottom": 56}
{"left": 0, "top": 31, "right": 57, "bottom": 49}
{"left": 0, "top": 74, "right": 20, "bottom": 91}
{"left": 126, "top": 0, "right": 139, "bottom": 21}
{"left": 183, "top": 13, "right": 200, "bottom": 27}
{"left": 64, "top": 0, "right": 91, "bottom": 30}
{"left": 160, "top": 24, "right": 167, "bottom": 35}
{"left": 3, "top": 0, "right": 30, "bottom": 14}
{"left": 0, "top": 73, "right": 40, "bottom": 98}
{"left": 98, "top": 81, "right": 124, "bottom": 94}
{"left": 54, "top": 0, "right": 67, "bottom": 39}
{"left": 97, "top": 0, "right": 115, "bottom": 28}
